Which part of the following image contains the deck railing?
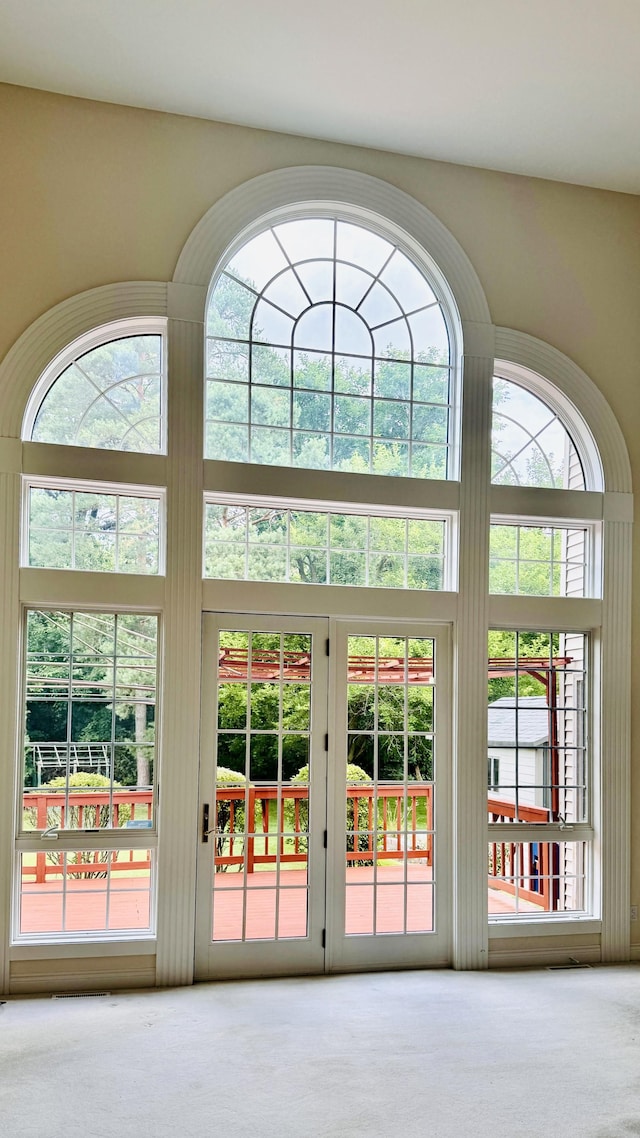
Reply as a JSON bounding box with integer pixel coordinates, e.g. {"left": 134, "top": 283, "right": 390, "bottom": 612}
{"left": 488, "top": 796, "right": 552, "bottom": 910}
{"left": 24, "top": 787, "right": 553, "bottom": 909}
{"left": 23, "top": 790, "right": 153, "bottom": 883}
{"left": 215, "top": 784, "right": 434, "bottom": 872}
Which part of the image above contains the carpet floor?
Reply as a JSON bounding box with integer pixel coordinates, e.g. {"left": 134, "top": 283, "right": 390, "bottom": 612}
{"left": 2, "top": 965, "right": 640, "bottom": 1137}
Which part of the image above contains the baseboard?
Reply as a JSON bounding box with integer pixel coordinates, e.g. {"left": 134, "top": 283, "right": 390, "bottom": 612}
{"left": 488, "top": 941, "right": 601, "bottom": 969}
{"left": 8, "top": 953, "right": 156, "bottom": 995}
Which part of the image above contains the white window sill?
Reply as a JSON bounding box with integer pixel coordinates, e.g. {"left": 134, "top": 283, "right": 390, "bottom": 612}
{"left": 10, "top": 937, "right": 157, "bottom": 959}
{"left": 489, "top": 918, "right": 601, "bottom": 939}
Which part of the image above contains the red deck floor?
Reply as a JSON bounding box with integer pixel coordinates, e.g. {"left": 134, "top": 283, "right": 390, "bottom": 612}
{"left": 20, "top": 866, "right": 533, "bottom": 938}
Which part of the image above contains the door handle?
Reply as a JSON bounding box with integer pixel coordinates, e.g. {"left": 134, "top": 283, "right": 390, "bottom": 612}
{"left": 202, "top": 803, "right": 210, "bottom": 842}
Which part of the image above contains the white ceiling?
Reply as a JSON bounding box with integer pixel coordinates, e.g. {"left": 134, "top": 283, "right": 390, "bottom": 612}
{"left": 2, "top": 0, "right": 640, "bottom": 195}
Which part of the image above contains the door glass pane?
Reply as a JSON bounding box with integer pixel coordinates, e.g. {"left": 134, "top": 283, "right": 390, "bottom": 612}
{"left": 345, "top": 634, "right": 435, "bottom": 936}
{"left": 211, "top": 629, "right": 313, "bottom": 942}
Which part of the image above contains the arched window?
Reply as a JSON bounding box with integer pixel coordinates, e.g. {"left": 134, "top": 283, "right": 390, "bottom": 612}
{"left": 24, "top": 324, "right": 166, "bottom": 454}
{"left": 205, "top": 217, "right": 455, "bottom": 478}
{"left": 491, "top": 377, "right": 585, "bottom": 490}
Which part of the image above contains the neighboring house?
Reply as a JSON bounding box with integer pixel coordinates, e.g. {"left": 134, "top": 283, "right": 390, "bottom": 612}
{"left": 488, "top": 696, "right": 550, "bottom": 812}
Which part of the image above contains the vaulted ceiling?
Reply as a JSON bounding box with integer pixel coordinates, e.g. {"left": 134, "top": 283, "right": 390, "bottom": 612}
{"left": 2, "top": 0, "right": 640, "bottom": 194}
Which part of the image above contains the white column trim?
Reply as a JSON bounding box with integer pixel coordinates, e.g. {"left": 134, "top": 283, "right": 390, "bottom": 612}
{"left": 453, "top": 351, "right": 494, "bottom": 969}
{"left": 154, "top": 317, "right": 204, "bottom": 987}
{"left": 599, "top": 517, "right": 632, "bottom": 960}
{"left": 0, "top": 472, "right": 21, "bottom": 991}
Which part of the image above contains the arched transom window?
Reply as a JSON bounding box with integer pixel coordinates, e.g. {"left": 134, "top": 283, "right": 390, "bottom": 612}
{"left": 26, "top": 332, "right": 165, "bottom": 454}
{"left": 491, "top": 377, "right": 585, "bottom": 490}
{"left": 205, "top": 218, "right": 453, "bottom": 478}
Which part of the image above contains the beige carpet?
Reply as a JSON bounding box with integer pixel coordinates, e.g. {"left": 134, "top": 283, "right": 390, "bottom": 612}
{"left": 2, "top": 965, "right": 640, "bottom": 1137}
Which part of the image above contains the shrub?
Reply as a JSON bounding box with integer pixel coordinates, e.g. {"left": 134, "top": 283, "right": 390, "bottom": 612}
{"left": 34, "top": 773, "right": 131, "bottom": 879}
{"left": 215, "top": 766, "right": 248, "bottom": 867}
{"left": 283, "top": 763, "right": 374, "bottom": 853}
{"left": 41, "top": 772, "right": 131, "bottom": 828}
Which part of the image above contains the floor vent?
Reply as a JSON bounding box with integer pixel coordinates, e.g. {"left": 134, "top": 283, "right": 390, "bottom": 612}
{"left": 51, "top": 991, "right": 111, "bottom": 999}
{"left": 547, "top": 962, "right": 593, "bottom": 970}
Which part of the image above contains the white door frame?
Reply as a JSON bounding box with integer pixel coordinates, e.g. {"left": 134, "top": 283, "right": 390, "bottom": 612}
{"left": 194, "top": 612, "right": 329, "bottom": 980}
{"left": 325, "top": 618, "right": 452, "bottom": 972}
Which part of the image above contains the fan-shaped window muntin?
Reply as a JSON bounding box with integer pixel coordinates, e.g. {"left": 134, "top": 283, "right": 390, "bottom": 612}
{"left": 206, "top": 218, "right": 453, "bottom": 478}
{"left": 28, "top": 334, "right": 165, "bottom": 455}
{"left": 491, "top": 377, "right": 585, "bottom": 490}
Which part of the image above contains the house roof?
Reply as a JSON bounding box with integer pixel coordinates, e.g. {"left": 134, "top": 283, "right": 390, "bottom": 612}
{"left": 488, "top": 696, "right": 549, "bottom": 749}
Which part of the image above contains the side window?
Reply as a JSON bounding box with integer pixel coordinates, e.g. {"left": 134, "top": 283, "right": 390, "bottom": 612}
{"left": 25, "top": 482, "right": 163, "bottom": 575}
{"left": 18, "top": 610, "right": 158, "bottom": 941}
{"left": 28, "top": 335, "right": 165, "bottom": 454}
{"left": 491, "top": 377, "right": 585, "bottom": 489}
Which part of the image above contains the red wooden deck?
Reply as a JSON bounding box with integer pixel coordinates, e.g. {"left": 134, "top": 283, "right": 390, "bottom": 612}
{"left": 19, "top": 786, "right": 546, "bottom": 938}
{"left": 20, "top": 865, "right": 531, "bottom": 938}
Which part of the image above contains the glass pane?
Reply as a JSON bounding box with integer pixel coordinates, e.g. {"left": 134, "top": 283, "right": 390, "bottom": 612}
{"left": 207, "top": 378, "right": 249, "bottom": 422}
{"left": 262, "top": 270, "right": 308, "bottom": 318}
{"left": 489, "top": 525, "right": 587, "bottom": 598}
{"left": 293, "top": 350, "right": 332, "bottom": 391}
{"left": 212, "top": 626, "right": 314, "bottom": 943}
{"left": 204, "top": 218, "right": 452, "bottom": 477}
{"left": 206, "top": 340, "right": 249, "bottom": 382}
{"left": 488, "top": 841, "right": 587, "bottom": 916}
{"left": 28, "top": 487, "right": 161, "bottom": 575}
{"left": 492, "top": 378, "right": 585, "bottom": 489}
{"left": 32, "top": 336, "right": 163, "bottom": 454}
{"left": 488, "top": 631, "right": 587, "bottom": 824}
{"left": 204, "top": 502, "right": 446, "bottom": 592}
{"left": 23, "top": 612, "right": 157, "bottom": 831}
{"left": 19, "top": 850, "right": 152, "bottom": 936}
{"left": 344, "top": 632, "right": 437, "bottom": 940}
{"left": 379, "top": 250, "right": 437, "bottom": 312}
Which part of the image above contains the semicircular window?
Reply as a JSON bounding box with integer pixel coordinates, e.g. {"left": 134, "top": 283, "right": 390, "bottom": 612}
{"left": 31, "top": 336, "right": 164, "bottom": 454}
{"left": 491, "top": 378, "right": 585, "bottom": 490}
{"left": 206, "top": 218, "right": 453, "bottom": 478}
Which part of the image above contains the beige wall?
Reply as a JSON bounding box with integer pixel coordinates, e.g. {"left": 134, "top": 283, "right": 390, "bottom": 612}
{"left": 2, "top": 81, "right": 639, "bottom": 938}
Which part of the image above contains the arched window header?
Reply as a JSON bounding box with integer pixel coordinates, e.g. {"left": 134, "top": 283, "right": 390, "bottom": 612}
{"left": 205, "top": 214, "right": 460, "bottom": 480}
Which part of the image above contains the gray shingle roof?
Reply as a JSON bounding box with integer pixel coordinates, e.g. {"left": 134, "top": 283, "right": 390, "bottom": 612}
{"left": 488, "top": 696, "right": 549, "bottom": 747}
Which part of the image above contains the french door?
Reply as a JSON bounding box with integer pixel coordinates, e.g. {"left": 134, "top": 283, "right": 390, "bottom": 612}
{"left": 195, "top": 614, "right": 451, "bottom": 980}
